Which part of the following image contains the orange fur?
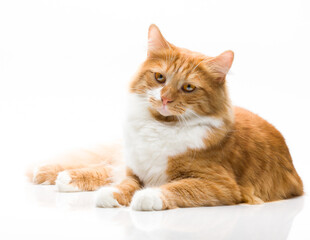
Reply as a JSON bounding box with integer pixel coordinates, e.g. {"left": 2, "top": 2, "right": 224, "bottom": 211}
{"left": 31, "top": 25, "right": 303, "bottom": 210}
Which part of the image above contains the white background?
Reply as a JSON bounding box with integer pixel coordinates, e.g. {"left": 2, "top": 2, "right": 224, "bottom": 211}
{"left": 0, "top": 0, "right": 310, "bottom": 239}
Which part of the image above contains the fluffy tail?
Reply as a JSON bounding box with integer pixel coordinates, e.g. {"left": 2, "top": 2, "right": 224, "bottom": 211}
{"left": 28, "top": 143, "right": 125, "bottom": 190}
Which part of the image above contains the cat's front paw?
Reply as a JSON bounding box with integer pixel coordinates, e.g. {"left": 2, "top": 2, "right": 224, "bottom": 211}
{"left": 130, "top": 188, "right": 163, "bottom": 211}
{"left": 96, "top": 187, "right": 121, "bottom": 208}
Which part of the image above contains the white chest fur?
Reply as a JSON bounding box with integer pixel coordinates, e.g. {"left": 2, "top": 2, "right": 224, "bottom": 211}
{"left": 123, "top": 94, "right": 222, "bottom": 187}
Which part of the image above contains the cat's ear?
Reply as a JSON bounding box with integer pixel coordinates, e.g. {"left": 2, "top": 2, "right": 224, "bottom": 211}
{"left": 205, "top": 50, "right": 234, "bottom": 83}
{"left": 147, "top": 24, "right": 171, "bottom": 56}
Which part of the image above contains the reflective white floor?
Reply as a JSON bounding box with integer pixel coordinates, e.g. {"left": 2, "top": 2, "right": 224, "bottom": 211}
{"left": 1, "top": 181, "right": 309, "bottom": 240}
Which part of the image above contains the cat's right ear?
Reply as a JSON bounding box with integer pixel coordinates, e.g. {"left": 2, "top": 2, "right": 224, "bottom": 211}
{"left": 147, "top": 24, "right": 171, "bottom": 56}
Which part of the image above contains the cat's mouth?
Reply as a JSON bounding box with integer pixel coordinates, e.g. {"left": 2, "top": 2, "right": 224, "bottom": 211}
{"left": 157, "top": 105, "right": 172, "bottom": 117}
{"left": 148, "top": 96, "right": 184, "bottom": 117}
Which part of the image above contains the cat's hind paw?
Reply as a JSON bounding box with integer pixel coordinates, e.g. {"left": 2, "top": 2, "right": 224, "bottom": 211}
{"left": 96, "top": 187, "right": 121, "bottom": 208}
{"left": 55, "top": 171, "right": 80, "bottom": 192}
{"left": 130, "top": 188, "right": 163, "bottom": 211}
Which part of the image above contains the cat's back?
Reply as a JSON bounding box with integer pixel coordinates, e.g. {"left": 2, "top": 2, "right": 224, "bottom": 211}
{"left": 233, "top": 106, "right": 287, "bottom": 147}
{"left": 231, "top": 106, "right": 293, "bottom": 166}
{"left": 228, "top": 106, "right": 303, "bottom": 201}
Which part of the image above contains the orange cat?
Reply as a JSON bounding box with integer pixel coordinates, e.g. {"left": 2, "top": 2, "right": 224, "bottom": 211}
{"left": 31, "top": 24, "right": 303, "bottom": 211}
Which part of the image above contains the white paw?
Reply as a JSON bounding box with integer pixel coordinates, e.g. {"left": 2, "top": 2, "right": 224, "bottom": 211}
{"left": 131, "top": 188, "right": 163, "bottom": 211}
{"left": 55, "top": 171, "right": 80, "bottom": 192}
{"left": 96, "top": 187, "right": 121, "bottom": 208}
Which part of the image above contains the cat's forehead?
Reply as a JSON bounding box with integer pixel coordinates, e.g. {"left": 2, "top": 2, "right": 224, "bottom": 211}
{"left": 147, "top": 50, "right": 209, "bottom": 81}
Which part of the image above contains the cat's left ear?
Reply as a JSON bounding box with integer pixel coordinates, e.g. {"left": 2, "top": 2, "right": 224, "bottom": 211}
{"left": 147, "top": 24, "right": 171, "bottom": 56}
{"left": 205, "top": 50, "right": 234, "bottom": 83}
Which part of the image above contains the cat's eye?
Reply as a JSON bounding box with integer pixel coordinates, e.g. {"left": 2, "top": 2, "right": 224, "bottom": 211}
{"left": 154, "top": 72, "right": 166, "bottom": 83}
{"left": 182, "top": 83, "right": 196, "bottom": 92}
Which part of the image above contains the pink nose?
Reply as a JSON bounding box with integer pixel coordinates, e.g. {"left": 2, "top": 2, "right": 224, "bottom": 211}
{"left": 161, "top": 96, "right": 174, "bottom": 105}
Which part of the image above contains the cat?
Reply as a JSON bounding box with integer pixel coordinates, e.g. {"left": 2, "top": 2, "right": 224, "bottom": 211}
{"left": 31, "top": 24, "right": 303, "bottom": 211}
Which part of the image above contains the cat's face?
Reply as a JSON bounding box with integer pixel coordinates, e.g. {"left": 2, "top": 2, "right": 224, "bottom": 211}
{"left": 130, "top": 25, "right": 234, "bottom": 121}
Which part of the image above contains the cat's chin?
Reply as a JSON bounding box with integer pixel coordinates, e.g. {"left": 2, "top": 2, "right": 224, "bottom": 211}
{"left": 157, "top": 107, "right": 173, "bottom": 117}
{"left": 148, "top": 106, "right": 179, "bottom": 122}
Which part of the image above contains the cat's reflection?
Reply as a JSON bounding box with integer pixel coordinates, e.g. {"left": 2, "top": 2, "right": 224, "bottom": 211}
{"left": 112, "top": 197, "right": 304, "bottom": 240}
{"left": 29, "top": 184, "right": 304, "bottom": 240}
{"left": 28, "top": 184, "right": 96, "bottom": 210}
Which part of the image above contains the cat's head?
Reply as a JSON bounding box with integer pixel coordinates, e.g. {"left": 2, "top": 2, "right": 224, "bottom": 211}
{"left": 130, "top": 24, "right": 234, "bottom": 122}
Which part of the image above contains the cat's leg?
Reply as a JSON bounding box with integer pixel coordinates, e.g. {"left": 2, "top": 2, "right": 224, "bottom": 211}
{"left": 131, "top": 171, "right": 242, "bottom": 211}
{"left": 239, "top": 186, "right": 264, "bottom": 204}
{"left": 96, "top": 168, "right": 142, "bottom": 208}
{"left": 56, "top": 163, "right": 116, "bottom": 192}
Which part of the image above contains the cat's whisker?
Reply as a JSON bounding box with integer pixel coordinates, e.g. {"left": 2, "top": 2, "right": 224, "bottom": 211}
{"left": 180, "top": 115, "right": 187, "bottom": 127}
{"left": 185, "top": 109, "right": 204, "bottom": 122}
{"left": 192, "top": 57, "right": 208, "bottom": 72}
{"left": 179, "top": 114, "right": 190, "bottom": 128}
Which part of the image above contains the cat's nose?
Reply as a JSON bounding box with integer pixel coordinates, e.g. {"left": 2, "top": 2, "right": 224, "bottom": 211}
{"left": 161, "top": 96, "right": 174, "bottom": 105}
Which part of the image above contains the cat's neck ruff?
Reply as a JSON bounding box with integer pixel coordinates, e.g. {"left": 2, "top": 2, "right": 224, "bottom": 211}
{"left": 123, "top": 93, "right": 223, "bottom": 187}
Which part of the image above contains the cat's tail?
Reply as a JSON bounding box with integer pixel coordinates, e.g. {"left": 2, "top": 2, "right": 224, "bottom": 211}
{"left": 27, "top": 142, "right": 126, "bottom": 188}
